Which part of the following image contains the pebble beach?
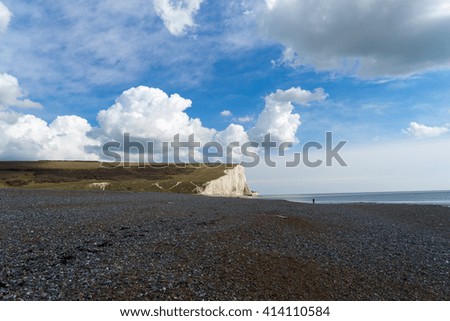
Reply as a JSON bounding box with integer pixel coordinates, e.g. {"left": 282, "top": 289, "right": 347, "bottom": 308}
{"left": 0, "top": 189, "right": 448, "bottom": 301}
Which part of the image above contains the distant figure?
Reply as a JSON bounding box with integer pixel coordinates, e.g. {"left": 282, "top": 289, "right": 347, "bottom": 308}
{"left": 313, "top": 198, "right": 315, "bottom": 204}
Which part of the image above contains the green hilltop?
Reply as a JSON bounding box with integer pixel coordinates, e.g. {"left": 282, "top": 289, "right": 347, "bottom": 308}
{"left": 0, "top": 161, "right": 234, "bottom": 194}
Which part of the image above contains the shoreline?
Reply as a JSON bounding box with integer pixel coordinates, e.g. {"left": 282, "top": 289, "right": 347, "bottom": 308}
{"left": 265, "top": 199, "right": 450, "bottom": 207}
{"left": 261, "top": 190, "right": 450, "bottom": 207}
{"left": 1, "top": 189, "right": 449, "bottom": 301}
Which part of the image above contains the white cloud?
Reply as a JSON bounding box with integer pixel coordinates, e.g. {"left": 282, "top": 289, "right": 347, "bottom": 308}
{"left": 0, "top": 110, "right": 99, "bottom": 160}
{"left": 98, "top": 85, "right": 324, "bottom": 147}
{"left": 153, "top": 0, "right": 203, "bottom": 36}
{"left": 96, "top": 86, "right": 323, "bottom": 159}
{"left": 220, "top": 110, "right": 232, "bottom": 117}
{"left": 267, "top": 87, "right": 328, "bottom": 106}
{"left": 277, "top": 47, "right": 303, "bottom": 68}
{"left": 258, "top": 0, "right": 450, "bottom": 78}
{"left": 0, "top": 73, "right": 42, "bottom": 109}
{"left": 0, "top": 1, "right": 11, "bottom": 33}
{"left": 96, "top": 87, "right": 255, "bottom": 162}
{"left": 214, "top": 123, "right": 249, "bottom": 146}
{"left": 0, "top": 85, "right": 323, "bottom": 161}
{"left": 97, "top": 86, "right": 215, "bottom": 144}
{"left": 404, "top": 122, "right": 449, "bottom": 138}
{"left": 237, "top": 116, "right": 252, "bottom": 123}
{"left": 249, "top": 87, "right": 327, "bottom": 143}
{"left": 213, "top": 124, "right": 250, "bottom": 163}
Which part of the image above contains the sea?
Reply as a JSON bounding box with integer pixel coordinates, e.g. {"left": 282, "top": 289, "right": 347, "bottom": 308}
{"left": 261, "top": 190, "right": 450, "bottom": 206}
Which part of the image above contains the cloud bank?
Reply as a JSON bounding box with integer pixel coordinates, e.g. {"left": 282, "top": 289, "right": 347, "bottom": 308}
{"left": 259, "top": 0, "right": 450, "bottom": 78}
{"left": 0, "top": 110, "right": 98, "bottom": 160}
{"left": 0, "top": 85, "right": 327, "bottom": 160}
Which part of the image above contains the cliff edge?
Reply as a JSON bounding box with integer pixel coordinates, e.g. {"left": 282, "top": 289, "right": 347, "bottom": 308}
{"left": 198, "top": 165, "right": 253, "bottom": 197}
{"left": 0, "top": 161, "right": 256, "bottom": 196}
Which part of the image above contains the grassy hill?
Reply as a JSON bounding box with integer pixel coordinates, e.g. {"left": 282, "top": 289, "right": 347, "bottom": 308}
{"left": 0, "top": 161, "right": 233, "bottom": 194}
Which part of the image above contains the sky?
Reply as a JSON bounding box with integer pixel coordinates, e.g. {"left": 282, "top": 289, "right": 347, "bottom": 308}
{"left": 1, "top": 0, "right": 450, "bottom": 194}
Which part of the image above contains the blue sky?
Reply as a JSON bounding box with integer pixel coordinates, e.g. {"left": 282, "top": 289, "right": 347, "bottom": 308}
{"left": 1, "top": 0, "right": 450, "bottom": 194}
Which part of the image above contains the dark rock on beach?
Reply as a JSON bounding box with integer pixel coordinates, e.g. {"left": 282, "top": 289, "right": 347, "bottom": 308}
{"left": 0, "top": 189, "right": 448, "bottom": 301}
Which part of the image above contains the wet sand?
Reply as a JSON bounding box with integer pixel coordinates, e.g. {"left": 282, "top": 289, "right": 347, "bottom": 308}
{"left": 0, "top": 189, "right": 448, "bottom": 300}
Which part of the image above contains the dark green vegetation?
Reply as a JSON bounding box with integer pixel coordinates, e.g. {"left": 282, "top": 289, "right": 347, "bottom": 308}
{"left": 0, "top": 161, "right": 230, "bottom": 193}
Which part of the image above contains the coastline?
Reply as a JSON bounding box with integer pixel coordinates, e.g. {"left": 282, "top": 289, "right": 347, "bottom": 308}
{"left": 0, "top": 189, "right": 448, "bottom": 301}
{"left": 261, "top": 190, "right": 450, "bottom": 206}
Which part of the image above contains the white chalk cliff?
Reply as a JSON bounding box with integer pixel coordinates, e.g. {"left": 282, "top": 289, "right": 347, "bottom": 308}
{"left": 198, "top": 165, "right": 254, "bottom": 197}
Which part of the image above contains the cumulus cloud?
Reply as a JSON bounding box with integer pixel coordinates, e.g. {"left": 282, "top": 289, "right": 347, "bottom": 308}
{"left": 97, "top": 86, "right": 327, "bottom": 149}
{"left": 249, "top": 87, "right": 327, "bottom": 143}
{"left": 259, "top": 0, "right": 450, "bottom": 78}
{"left": 95, "top": 85, "right": 327, "bottom": 162}
{"left": 0, "top": 110, "right": 99, "bottom": 160}
{"left": 214, "top": 124, "right": 249, "bottom": 146}
{"left": 0, "top": 73, "right": 42, "bottom": 109}
{"left": 97, "top": 91, "right": 256, "bottom": 162}
{"left": 0, "top": 73, "right": 99, "bottom": 159}
{"left": 0, "top": 85, "right": 324, "bottom": 161}
{"left": 97, "top": 86, "right": 215, "bottom": 144}
{"left": 153, "top": 0, "right": 203, "bottom": 36}
{"left": 0, "top": 1, "right": 11, "bottom": 33}
{"left": 404, "top": 122, "right": 449, "bottom": 138}
{"left": 96, "top": 87, "right": 258, "bottom": 162}
{"left": 220, "top": 110, "right": 232, "bottom": 117}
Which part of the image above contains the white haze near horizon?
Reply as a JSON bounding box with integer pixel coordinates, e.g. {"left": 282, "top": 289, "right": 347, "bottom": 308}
{"left": 246, "top": 138, "right": 450, "bottom": 195}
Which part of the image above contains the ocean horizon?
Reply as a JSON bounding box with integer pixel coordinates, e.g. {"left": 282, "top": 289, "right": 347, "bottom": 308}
{"left": 261, "top": 190, "right": 450, "bottom": 206}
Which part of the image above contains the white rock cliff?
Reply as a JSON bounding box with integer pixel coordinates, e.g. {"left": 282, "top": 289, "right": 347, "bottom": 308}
{"left": 199, "top": 165, "right": 253, "bottom": 197}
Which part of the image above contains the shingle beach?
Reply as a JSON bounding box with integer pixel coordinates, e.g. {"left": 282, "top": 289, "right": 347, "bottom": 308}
{"left": 0, "top": 189, "right": 448, "bottom": 301}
